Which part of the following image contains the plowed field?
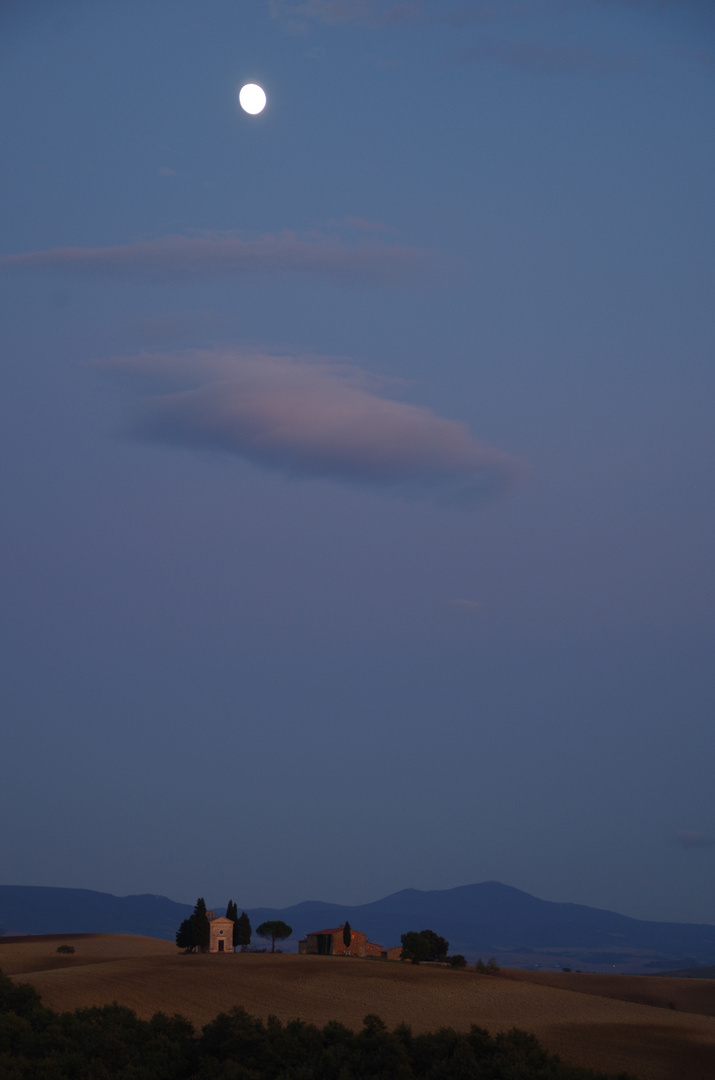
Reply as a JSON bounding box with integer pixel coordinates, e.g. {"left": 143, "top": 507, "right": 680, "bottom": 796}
{"left": 3, "top": 935, "right": 715, "bottom": 1080}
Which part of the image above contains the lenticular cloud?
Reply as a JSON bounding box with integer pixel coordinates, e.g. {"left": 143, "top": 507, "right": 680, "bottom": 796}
{"left": 102, "top": 347, "right": 530, "bottom": 503}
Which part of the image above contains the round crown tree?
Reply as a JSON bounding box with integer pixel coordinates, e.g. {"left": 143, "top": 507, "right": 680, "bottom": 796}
{"left": 256, "top": 920, "right": 292, "bottom": 953}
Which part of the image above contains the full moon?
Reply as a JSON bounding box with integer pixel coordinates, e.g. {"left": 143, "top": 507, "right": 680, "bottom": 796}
{"left": 239, "top": 83, "right": 267, "bottom": 115}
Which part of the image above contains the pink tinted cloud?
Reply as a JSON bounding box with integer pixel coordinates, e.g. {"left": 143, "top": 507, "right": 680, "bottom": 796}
{"left": 672, "top": 831, "right": 715, "bottom": 850}
{"left": 102, "top": 347, "right": 531, "bottom": 502}
{"left": 450, "top": 597, "right": 481, "bottom": 612}
{"left": 0, "top": 230, "right": 428, "bottom": 285}
{"left": 345, "top": 216, "right": 397, "bottom": 233}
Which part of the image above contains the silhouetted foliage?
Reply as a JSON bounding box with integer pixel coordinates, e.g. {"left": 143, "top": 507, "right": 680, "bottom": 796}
{"left": 419, "top": 929, "right": 450, "bottom": 962}
{"left": 193, "top": 897, "right": 211, "bottom": 950}
{"left": 235, "top": 910, "right": 252, "bottom": 950}
{"left": 401, "top": 931, "right": 430, "bottom": 964}
{"left": 0, "top": 968, "right": 44, "bottom": 1018}
{"left": 401, "top": 930, "right": 451, "bottom": 964}
{"left": 176, "top": 917, "right": 196, "bottom": 952}
{"left": 448, "top": 954, "right": 467, "bottom": 969}
{"left": 475, "top": 956, "right": 501, "bottom": 973}
{"left": 0, "top": 967, "right": 640, "bottom": 1079}
{"left": 176, "top": 897, "right": 211, "bottom": 952}
{"left": 343, "top": 921, "right": 352, "bottom": 951}
{"left": 56, "top": 944, "right": 75, "bottom": 954}
{"left": 226, "top": 899, "right": 238, "bottom": 948}
{"left": 255, "top": 919, "right": 292, "bottom": 952}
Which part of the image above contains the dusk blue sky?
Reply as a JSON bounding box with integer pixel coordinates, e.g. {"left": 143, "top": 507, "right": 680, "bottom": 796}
{"left": 1, "top": 0, "right": 714, "bottom": 925}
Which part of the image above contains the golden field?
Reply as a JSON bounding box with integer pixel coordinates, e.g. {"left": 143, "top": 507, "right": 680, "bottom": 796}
{"left": 3, "top": 935, "right": 715, "bottom": 1080}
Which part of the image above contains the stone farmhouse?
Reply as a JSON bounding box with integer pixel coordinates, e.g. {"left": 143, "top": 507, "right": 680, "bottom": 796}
{"left": 298, "top": 924, "right": 402, "bottom": 960}
{"left": 204, "top": 911, "right": 234, "bottom": 953}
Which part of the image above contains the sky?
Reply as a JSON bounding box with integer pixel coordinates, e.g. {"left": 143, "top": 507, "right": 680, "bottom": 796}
{"left": 1, "top": 0, "right": 714, "bottom": 925}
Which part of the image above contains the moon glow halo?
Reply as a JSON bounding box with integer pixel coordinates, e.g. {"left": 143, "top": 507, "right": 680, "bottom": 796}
{"left": 239, "top": 84, "right": 267, "bottom": 115}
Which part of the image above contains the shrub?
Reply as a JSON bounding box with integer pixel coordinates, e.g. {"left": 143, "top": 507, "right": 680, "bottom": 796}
{"left": 448, "top": 954, "right": 466, "bottom": 969}
{"left": 56, "top": 944, "right": 75, "bottom": 954}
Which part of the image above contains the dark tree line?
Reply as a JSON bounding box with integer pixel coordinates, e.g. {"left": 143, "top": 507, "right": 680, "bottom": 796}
{"left": 0, "top": 966, "right": 637, "bottom": 1080}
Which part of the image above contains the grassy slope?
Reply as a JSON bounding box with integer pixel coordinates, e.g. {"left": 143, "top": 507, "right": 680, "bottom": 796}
{"left": 3, "top": 935, "right": 715, "bottom": 1080}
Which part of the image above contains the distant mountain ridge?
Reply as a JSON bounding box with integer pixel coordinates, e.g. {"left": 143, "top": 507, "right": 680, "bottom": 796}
{"left": 0, "top": 886, "right": 191, "bottom": 942}
{"left": 2, "top": 881, "right": 715, "bottom": 975}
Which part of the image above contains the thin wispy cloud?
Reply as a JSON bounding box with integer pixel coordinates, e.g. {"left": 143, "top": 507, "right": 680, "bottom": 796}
{"left": 273, "top": 1, "right": 713, "bottom": 73}
{"left": 455, "top": 39, "right": 647, "bottom": 75}
{"left": 450, "top": 597, "right": 481, "bottom": 612}
{"left": 0, "top": 230, "right": 428, "bottom": 286}
{"left": 271, "top": 0, "right": 571, "bottom": 29}
{"left": 100, "top": 346, "right": 531, "bottom": 503}
{"left": 271, "top": 0, "right": 668, "bottom": 31}
{"left": 669, "top": 45, "right": 715, "bottom": 73}
{"left": 672, "top": 831, "right": 715, "bottom": 850}
{"left": 344, "top": 216, "right": 397, "bottom": 233}
{"left": 270, "top": 0, "right": 405, "bottom": 28}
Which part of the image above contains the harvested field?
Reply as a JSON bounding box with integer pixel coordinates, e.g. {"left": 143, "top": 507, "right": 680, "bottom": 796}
{"left": 500, "top": 968, "right": 715, "bottom": 1019}
{"left": 0, "top": 933, "right": 175, "bottom": 975}
{"left": 3, "top": 935, "right": 715, "bottom": 1080}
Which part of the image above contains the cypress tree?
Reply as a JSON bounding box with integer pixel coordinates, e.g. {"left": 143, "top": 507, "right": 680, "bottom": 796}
{"left": 235, "top": 910, "right": 252, "bottom": 950}
{"left": 226, "top": 900, "right": 239, "bottom": 950}
{"left": 192, "top": 897, "right": 211, "bottom": 951}
{"left": 343, "top": 921, "right": 352, "bottom": 953}
{"left": 175, "top": 917, "right": 196, "bottom": 952}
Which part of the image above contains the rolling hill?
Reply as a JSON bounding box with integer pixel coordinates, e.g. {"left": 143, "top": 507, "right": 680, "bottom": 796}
{"left": 3, "top": 881, "right": 715, "bottom": 973}
{"left": 3, "top": 935, "right": 715, "bottom": 1080}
